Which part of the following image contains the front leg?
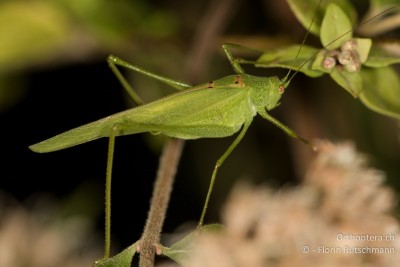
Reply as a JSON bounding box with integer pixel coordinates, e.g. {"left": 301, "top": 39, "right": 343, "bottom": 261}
{"left": 222, "top": 44, "right": 245, "bottom": 75}
{"left": 222, "top": 43, "right": 266, "bottom": 75}
{"left": 198, "top": 120, "right": 252, "bottom": 227}
{"left": 107, "top": 55, "right": 193, "bottom": 106}
{"left": 258, "top": 108, "right": 311, "bottom": 146}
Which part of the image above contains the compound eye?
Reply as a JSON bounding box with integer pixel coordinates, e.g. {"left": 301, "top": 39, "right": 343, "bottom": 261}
{"left": 278, "top": 85, "right": 285, "bottom": 94}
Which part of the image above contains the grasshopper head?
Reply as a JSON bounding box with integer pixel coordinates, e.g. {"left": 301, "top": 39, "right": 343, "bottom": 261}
{"left": 264, "top": 76, "right": 286, "bottom": 111}
{"left": 247, "top": 74, "right": 286, "bottom": 111}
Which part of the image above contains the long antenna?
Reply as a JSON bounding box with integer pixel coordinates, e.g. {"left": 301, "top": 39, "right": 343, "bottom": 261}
{"left": 286, "top": 3, "right": 400, "bottom": 86}
{"left": 283, "top": 0, "right": 322, "bottom": 85}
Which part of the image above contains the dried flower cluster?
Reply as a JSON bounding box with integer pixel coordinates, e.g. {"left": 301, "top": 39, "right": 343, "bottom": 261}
{"left": 186, "top": 140, "right": 400, "bottom": 267}
{"left": 0, "top": 195, "right": 101, "bottom": 267}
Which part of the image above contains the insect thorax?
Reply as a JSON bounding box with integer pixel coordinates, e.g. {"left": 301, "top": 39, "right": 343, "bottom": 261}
{"left": 242, "top": 74, "right": 283, "bottom": 111}
{"left": 211, "top": 74, "right": 283, "bottom": 112}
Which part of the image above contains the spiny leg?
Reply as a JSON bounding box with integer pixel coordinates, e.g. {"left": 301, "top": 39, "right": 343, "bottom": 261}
{"left": 105, "top": 57, "right": 194, "bottom": 256}
{"left": 108, "top": 58, "right": 145, "bottom": 105}
{"left": 222, "top": 44, "right": 245, "bottom": 75}
{"left": 107, "top": 55, "right": 192, "bottom": 106}
{"left": 198, "top": 120, "right": 252, "bottom": 227}
{"left": 258, "top": 108, "right": 313, "bottom": 147}
{"left": 104, "top": 125, "right": 119, "bottom": 259}
{"left": 222, "top": 43, "right": 268, "bottom": 75}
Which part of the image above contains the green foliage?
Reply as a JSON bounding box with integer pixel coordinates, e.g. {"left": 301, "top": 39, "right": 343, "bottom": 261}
{"left": 0, "top": 0, "right": 178, "bottom": 114}
{"left": 257, "top": 0, "right": 400, "bottom": 120}
{"left": 286, "top": 0, "right": 357, "bottom": 36}
{"left": 0, "top": 0, "right": 177, "bottom": 72}
{"left": 320, "top": 3, "right": 353, "bottom": 49}
{"left": 360, "top": 67, "right": 400, "bottom": 119}
{"left": 365, "top": 45, "right": 400, "bottom": 67}
{"left": 93, "top": 224, "right": 224, "bottom": 267}
{"left": 0, "top": 1, "right": 70, "bottom": 71}
{"left": 94, "top": 242, "right": 138, "bottom": 267}
{"left": 256, "top": 45, "right": 322, "bottom": 78}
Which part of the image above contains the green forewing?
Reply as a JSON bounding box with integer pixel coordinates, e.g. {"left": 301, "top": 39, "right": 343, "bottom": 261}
{"left": 30, "top": 80, "right": 254, "bottom": 153}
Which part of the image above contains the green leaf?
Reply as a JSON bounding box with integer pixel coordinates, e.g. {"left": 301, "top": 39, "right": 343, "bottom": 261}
{"left": 360, "top": 67, "right": 400, "bottom": 120}
{"left": 0, "top": 1, "right": 71, "bottom": 71}
{"left": 256, "top": 45, "right": 323, "bottom": 78}
{"left": 352, "top": 38, "right": 372, "bottom": 63}
{"left": 94, "top": 242, "right": 138, "bottom": 267}
{"left": 286, "top": 0, "right": 356, "bottom": 36}
{"left": 320, "top": 4, "right": 353, "bottom": 49}
{"left": 161, "top": 224, "right": 224, "bottom": 265}
{"left": 330, "top": 67, "right": 363, "bottom": 97}
{"left": 364, "top": 44, "right": 400, "bottom": 67}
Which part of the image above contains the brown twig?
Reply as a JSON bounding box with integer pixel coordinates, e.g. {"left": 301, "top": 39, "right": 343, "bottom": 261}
{"left": 137, "top": 0, "right": 243, "bottom": 266}
{"left": 185, "top": 0, "right": 243, "bottom": 83}
{"left": 138, "top": 139, "right": 184, "bottom": 266}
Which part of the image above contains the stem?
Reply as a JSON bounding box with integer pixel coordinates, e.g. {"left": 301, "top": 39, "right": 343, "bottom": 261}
{"left": 139, "top": 139, "right": 184, "bottom": 267}
{"left": 104, "top": 127, "right": 117, "bottom": 259}
{"left": 138, "top": 0, "right": 243, "bottom": 265}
